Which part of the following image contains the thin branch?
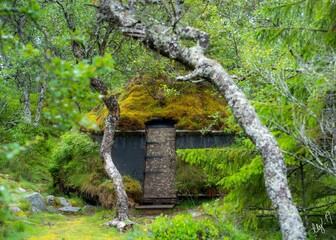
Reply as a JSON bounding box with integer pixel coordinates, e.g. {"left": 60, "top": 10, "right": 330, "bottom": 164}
{"left": 176, "top": 68, "right": 202, "bottom": 81}
{"left": 0, "top": 96, "right": 7, "bottom": 115}
{"left": 259, "top": 26, "right": 328, "bottom": 33}
{"left": 305, "top": 201, "right": 336, "bottom": 211}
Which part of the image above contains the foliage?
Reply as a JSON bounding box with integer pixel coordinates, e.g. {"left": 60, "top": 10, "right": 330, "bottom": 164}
{"left": 0, "top": 184, "right": 11, "bottom": 238}
{"left": 0, "top": 124, "right": 58, "bottom": 183}
{"left": 255, "top": 0, "right": 336, "bottom": 58}
{"left": 128, "top": 209, "right": 255, "bottom": 240}
{"left": 148, "top": 214, "right": 219, "bottom": 240}
{"left": 178, "top": 138, "right": 336, "bottom": 231}
{"left": 50, "top": 131, "right": 142, "bottom": 208}
{"left": 202, "top": 199, "right": 282, "bottom": 240}
{"left": 175, "top": 156, "right": 214, "bottom": 196}
{"left": 129, "top": 214, "right": 219, "bottom": 240}
{"left": 177, "top": 139, "right": 273, "bottom": 228}
{"left": 0, "top": 173, "right": 43, "bottom": 239}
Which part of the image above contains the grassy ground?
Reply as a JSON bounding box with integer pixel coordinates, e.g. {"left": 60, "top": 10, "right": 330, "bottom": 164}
{"left": 0, "top": 173, "right": 125, "bottom": 240}
{"left": 27, "top": 215, "right": 123, "bottom": 240}
{"left": 6, "top": 173, "right": 331, "bottom": 240}
{"left": 2, "top": 200, "right": 211, "bottom": 240}
{"left": 4, "top": 211, "right": 129, "bottom": 240}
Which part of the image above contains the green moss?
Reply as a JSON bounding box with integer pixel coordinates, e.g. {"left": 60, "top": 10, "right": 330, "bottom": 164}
{"left": 84, "top": 75, "right": 232, "bottom": 131}
{"left": 123, "top": 176, "right": 143, "bottom": 204}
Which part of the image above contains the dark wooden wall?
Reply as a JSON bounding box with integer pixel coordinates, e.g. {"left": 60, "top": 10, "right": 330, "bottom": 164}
{"left": 91, "top": 131, "right": 234, "bottom": 182}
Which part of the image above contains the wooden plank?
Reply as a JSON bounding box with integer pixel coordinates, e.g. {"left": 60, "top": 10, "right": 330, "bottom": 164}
{"left": 136, "top": 204, "right": 175, "bottom": 209}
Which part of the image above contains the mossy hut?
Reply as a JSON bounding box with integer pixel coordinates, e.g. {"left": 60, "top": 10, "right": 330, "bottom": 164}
{"left": 85, "top": 74, "right": 233, "bottom": 131}
{"left": 84, "top": 75, "right": 235, "bottom": 204}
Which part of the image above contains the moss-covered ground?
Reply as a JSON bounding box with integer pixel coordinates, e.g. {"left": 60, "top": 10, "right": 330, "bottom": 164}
{"left": 3, "top": 210, "right": 131, "bottom": 240}
{"left": 26, "top": 214, "right": 123, "bottom": 240}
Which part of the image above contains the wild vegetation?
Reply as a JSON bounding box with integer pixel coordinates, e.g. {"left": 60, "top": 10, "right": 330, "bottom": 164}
{"left": 1, "top": 0, "right": 335, "bottom": 239}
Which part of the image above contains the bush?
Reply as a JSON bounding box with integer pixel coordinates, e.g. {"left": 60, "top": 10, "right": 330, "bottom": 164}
{"left": 50, "top": 131, "right": 142, "bottom": 208}
{"left": 128, "top": 210, "right": 254, "bottom": 240}
{"left": 152, "top": 214, "right": 219, "bottom": 240}
{"left": 175, "top": 157, "right": 207, "bottom": 196}
{"left": 0, "top": 184, "right": 12, "bottom": 238}
{"left": 0, "top": 124, "right": 58, "bottom": 183}
{"left": 131, "top": 214, "right": 219, "bottom": 240}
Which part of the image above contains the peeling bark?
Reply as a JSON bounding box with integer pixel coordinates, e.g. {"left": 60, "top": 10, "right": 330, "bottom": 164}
{"left": 99, "top": 1, "right": 306, "bottom": 239}
{"left": 90, "top": 77, "right": 129, "bottom": 225}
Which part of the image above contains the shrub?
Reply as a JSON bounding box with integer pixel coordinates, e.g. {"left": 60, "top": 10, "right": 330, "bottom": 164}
{"left": 0, "top": 124, "right": 58, "bottom": 183}
{"left": 50, "top": 131, "right": 142, "bottom": 208}
{"left": 134, "top": 214, "right": 219, "bottom": 240}
{"left": 175, "top": 157, "right": 217, "bottom": 197}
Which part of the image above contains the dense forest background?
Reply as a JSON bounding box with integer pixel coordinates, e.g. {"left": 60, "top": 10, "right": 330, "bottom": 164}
{"left": 0, "top": 0, "right": 335, "bottom": 239}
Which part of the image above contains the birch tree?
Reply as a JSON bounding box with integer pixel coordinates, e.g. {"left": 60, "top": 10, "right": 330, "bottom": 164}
{"left": 96, "top": 0, "right": 306, "bottom": 239}
{"left": 48, "top": 0, "right": 132, "bottom": 229}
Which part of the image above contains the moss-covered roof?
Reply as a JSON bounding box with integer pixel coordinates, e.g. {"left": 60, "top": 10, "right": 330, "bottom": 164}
{"left": 85, "top": 75, "right": 231, "bottom": 131}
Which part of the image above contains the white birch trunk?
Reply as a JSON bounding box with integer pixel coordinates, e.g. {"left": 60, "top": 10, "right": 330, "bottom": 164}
{"left": 102, "top": 115, "right": 129, "bottom": 222}
{"left": 90, "top": 77, "right": 130, "bottom": 230}
{"left": 33, "top": 79, "right": 47, "bottom": 127}
{"left": 22, "top": 79, "right": 32, "bottom": 124}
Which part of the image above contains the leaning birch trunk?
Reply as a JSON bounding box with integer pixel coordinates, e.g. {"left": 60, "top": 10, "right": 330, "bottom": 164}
{"left": 99, "top": 1, "right": 306, "bottom": 239}
{"left": 90, "top": 77, "right": 130, "bottom": 232}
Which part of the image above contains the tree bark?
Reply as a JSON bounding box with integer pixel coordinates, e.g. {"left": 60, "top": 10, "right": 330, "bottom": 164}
{"left": 22, "top": 79, "right": 32, "bottom": 124}
{"left": 300, "top": 161, "right": 309, "bottom": 230}
{"left": 90, "top": 77, "right": 130, "bottom": 228}
{"left": 33, "top": 78, "right": 47, "bottom": 127}
{"left": 99, "top": 1, "right": 306, "bottom": 239}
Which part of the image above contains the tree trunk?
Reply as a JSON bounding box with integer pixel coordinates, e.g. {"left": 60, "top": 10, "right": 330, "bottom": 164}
{"left": 33, "top": 79, "right": 47, "bottom": 127}
{"left": 22, "top": 79, "right": 32, "bottom": 124}
{"left": 54, "top": 0, "right": 131, "bottom": 225}
{"left": 99, "top": 1, "right": 306, "bottom": 239}
{"left": 90, "top": 77, "right": 130, "bottom": 230}
{"left": 300, "top": 161, "right": 309, "bottom": 230}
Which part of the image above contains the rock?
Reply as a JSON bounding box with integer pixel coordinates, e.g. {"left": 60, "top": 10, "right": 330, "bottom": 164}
{"left": 32, "top": 206, "right": 42, "bottom": 213}
{"left": 10, "top": 206, "right": 23, "bottom": 213}
{"left": 46, "top": 206, "right": 58, "bottom": 213}
{"left": 191, "top": 211, "right": 202, "bottom": 218}
{"left": 82, "top": 205, "right": 96, "bottom": 216}
{"left": 186, "top": 209, "right": 202, "bottom": 218}
{"left": 17, "top": 187, "right": 26, "bottom": 192}
{"left": 82, "top": 205, "right": 96, "bottom": 211}
{"left": 10, "top": 206, "right": 27, "bottom": 218}
{"left": 59, "top": 206, "right": 81, "bottom": 213}
{"left": 46, "top": 195, "right": 55, "bottom": 205}
{"left": 27, "top": 192, "right": 47, "bottom": 212}
{"left": 106, "top": 220, "right": 133, "bottom": 233}
{"left": 56, "top": 197, "right": 71, "bottom": 207}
